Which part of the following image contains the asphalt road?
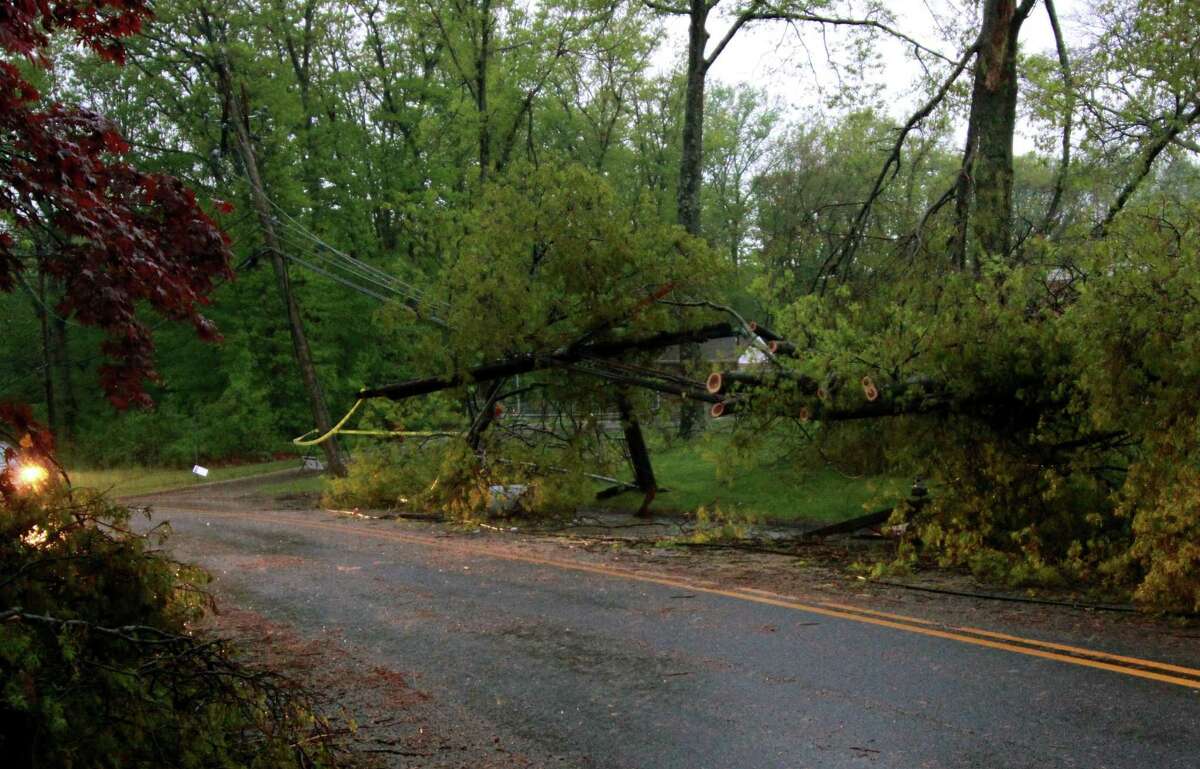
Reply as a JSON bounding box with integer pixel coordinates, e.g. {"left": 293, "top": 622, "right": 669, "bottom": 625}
{"left": 140, "top": 484, "right": 1200, "bottom": 769}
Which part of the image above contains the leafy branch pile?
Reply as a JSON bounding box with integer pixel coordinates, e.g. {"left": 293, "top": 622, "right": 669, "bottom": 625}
{"left": 0, "top": 484, "right": 338, "bottom": 767}
{"left": 723, "top": 207, "right": 1200, "bottom": 612}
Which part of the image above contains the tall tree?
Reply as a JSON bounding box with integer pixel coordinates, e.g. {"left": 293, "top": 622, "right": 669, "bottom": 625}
{"left": 950, "top": 0, "right": 1038, "bottom": 267}
{"left": 825, "top": 1, "right": 1049, "bottom": 279}
{"left": 645, "top": 0, "right": 940, "bottom": 433}
{"left": 0, "top": 0, "right": 232, "bottom": 468}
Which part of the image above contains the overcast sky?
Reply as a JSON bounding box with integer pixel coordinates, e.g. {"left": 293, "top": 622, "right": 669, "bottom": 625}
{"left": 652, "top": 0, "right": 1089, "bottom": 153}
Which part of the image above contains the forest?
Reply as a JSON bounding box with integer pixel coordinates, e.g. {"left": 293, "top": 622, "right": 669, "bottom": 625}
{"left": 3, "top": 0, "right": 1200, "bottom": 614}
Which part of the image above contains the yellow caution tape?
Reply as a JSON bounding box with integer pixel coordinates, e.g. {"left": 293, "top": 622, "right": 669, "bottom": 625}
{"left": 293, "top": 399, "right": 457, "bottom": 446}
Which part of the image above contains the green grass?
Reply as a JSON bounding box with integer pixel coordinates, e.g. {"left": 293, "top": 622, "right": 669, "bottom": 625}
{"left": 255, "top": 474, "right": 326, "bottom": 498}
{"left": 600, "top": 438, "right": 906, "bottom": 524}
{"left": 69, "top": 459, "right": 303, "bottom": 497}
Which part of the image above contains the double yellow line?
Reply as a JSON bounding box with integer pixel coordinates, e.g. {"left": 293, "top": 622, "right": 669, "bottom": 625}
{"left": 752, "top": 593, "right": 1200, "bottom": 689}
{"left": 168, "top": 505, "right": 1200, "bottom": 690}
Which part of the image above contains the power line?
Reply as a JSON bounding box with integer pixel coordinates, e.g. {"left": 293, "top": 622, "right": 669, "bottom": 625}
{"left": 221, "top": 157, "right": 448, "bottom": 316}
{"left": 267, "top": 229, "right": 451, "bottom": 328}
{"left": 220, "top": 157, "right": 715, "bottom": 395}
{"left": 275, "top": 250, "right": 397, "bottom": 304}
{"left": 269, "top": 210, "right": 443, "bottom": 309}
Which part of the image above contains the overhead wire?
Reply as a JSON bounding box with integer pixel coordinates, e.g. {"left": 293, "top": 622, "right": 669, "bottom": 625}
{"left": 220, "top": 154, "right": 448, "bottom": 316}
{"left": 260, "top": 189, "right": 445, "bottom": 311}
{"left": 274, "top": 248, "right": 396, "bottom": 304}
{"left": 273, "top": 220, "right": 443, "bottom": 310}
{"left": 271, "top": 227, "right": 406, "bottom": 298}
{"left": 267, "top": 226, "right": 450, "bottom": 327}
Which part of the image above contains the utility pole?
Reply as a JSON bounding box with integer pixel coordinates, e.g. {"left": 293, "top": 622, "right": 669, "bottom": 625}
{"left": 616, "top": 391, "right": 658, "bottom": 518}
{"left": 217, "top": 62, "right": 347, "bottom": 477}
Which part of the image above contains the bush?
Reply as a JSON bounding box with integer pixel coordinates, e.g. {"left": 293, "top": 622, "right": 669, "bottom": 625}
{"left": 0, "top": 482, "right": 336, "bottom": 767}
{"left": 325, "top": 437, "right": 594, "bottom": 522}
{"left": 324, "top": 441, "right": 448, "bottom": 511}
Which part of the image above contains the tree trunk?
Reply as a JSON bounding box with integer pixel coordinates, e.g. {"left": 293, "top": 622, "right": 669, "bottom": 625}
{"left": 219, "top": 66, "right": 348, "bottom": 477}
{"left": 678, "top": 0, "right": 708, "bottom": 236}
{"left": 467, "top": 378, "right": 505, "bottom": 451}
{"left": 616, "top": 391, "right": 657, "bottom": 518}
{"left": 476, "top": 0, "right": 492, "bottom": 184}
{"left": 674, "top": 0, "right": 712, "bottom": 438}
{"left": 360, "top": 322, "right": 737, "bottom": 401}
{"left": 52, "top": 313, "right": 76, "bottom": 437}
{"left": 274, "top": 0, "right": 324, "bottom": 230}
{"left": 952, "top": 0, "right": 1034, "bottom": 267}
{"left": 32, "top": 271, "right": 56, "bottom": 433}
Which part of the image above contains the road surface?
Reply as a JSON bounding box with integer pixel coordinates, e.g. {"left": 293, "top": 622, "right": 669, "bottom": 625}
{"left": 135, "top": 478, "right": 1200, "bottom": 769}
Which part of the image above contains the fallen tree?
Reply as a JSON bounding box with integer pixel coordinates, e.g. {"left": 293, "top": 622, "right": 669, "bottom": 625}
{"left": 359, "top": 322, "right": 737, "bottom": 401}
{"left": 342, "top": 155, "right": 1200, "bottom": 613}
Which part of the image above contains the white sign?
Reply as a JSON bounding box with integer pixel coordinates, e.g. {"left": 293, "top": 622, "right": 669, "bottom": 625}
{"left": 192, "top": 465, "right": 210, "bottom": 478}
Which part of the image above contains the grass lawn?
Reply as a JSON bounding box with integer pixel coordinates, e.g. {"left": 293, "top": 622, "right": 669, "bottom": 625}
{"left": 155, "top": 433, "right": 904, "bottom": 526}
{"left": 69, "top": 458, "right": 303, "bottom": 497}
{"left": 256, "top": 473, "right": 326, "bottom": 498}
{"left": 600, "top": 438, "right": 906, "bottom": 524}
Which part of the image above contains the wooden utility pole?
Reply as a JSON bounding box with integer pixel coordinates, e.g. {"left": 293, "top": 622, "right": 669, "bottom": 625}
{"left": 217, "top": 63, "right": 347, "bottom": 477}
{"left": 616, "top": 391, "right": 657, "bottom": 517}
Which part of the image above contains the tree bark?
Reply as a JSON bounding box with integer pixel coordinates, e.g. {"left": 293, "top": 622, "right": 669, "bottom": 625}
{"left": 677, "top": 0, "right": 709, "bottom": 237}
{"left": 360, "top": 323, "right": 738, "bottom": 401}
{"left": 272, "top": 0, "right": 324, "bottom": 230}
{"left": 952, "top": 0, "right": 1036, "bottom": 267}
{"left": 476, "top": 0, "right": 493, "bottom": 184}
{"left": 616, "top": 390, "right": 657, "bottom": 517}
{"left": 1040, "top": 0, "right": 1073, "bottom": 233}
{"left": 36, "top": 272, "right": 55, "bottom": 433}
{"left": 218, "top": 64, "right": 348, "bottom": 477}
{"left": 674, "top": 0, "right": 711, "bottom": 439}
{"left": 467, "top": 377, "right": 505, "bottom": 451}
{"left": 51, "top": 313, "right": 76, "bottom": 437}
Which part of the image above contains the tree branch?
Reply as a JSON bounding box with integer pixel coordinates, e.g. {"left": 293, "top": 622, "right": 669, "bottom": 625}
{"left": 642, "top": 0, "right": 689, "bottom": 14}
{"left": 705, "top": 2, "right": 763, "bottom": 69}
{"left": 817, "top": 37, "right": 981, "bottom": 288}
{"left": 1040, "top": 0, "right": 1074, "bottom": 234}
{"left": 1095, "top": 100, "right": 1200, "bottom": 236}
{"left": 744, "top": 9, "right": 953, "bottom": 64}
{"left": 1170, "top": 134, "right": 1200, "bottom": 154}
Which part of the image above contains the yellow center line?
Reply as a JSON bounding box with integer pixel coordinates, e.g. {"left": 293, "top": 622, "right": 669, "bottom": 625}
{"left": 817, "top": 601, "right": 1200, "bottom": 680}
{"left": 168, "top": 505, "right": 1200, "bottom": 690}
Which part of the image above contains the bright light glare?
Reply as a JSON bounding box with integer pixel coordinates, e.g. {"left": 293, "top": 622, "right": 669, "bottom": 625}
{"left": 22, "top": 525, "right": 49, "bottom": 548}
{"left": 17, "top": 463, "right": 48, "bottom": 487}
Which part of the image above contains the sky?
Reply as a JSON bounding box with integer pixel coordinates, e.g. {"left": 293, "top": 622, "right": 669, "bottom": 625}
{"left": 653, "top": 0, "right": 1089, "bottom": 154}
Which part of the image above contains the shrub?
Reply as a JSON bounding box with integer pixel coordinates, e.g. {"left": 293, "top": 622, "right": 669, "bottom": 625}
{"left": 325, "top": 437, "right": 594, "bottom": 522}
{"left": 0, "top": 483, "right": 336, "bottom": 767}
